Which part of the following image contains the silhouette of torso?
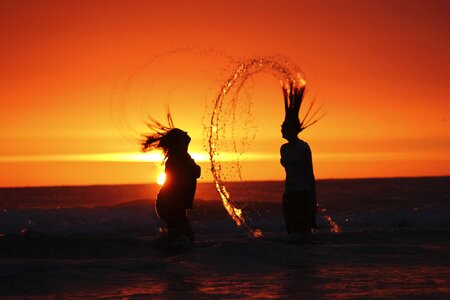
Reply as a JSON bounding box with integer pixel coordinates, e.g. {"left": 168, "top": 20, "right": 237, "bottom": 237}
{"left": 280, "top": 139, "right": 315, "bottom": 192}
{"left": 157, "top": 151, "right": 201, "bottom": 212}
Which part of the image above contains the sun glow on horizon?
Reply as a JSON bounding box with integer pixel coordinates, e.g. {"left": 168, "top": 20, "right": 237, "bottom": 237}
{"left": 0, "top": 149, "right": 449, "bottom": 163}
{"left": 0, "top": 151, "right": 283, "bottom": 163}
{"left": 157, "top": 172, "right": 166, "bottom": 185}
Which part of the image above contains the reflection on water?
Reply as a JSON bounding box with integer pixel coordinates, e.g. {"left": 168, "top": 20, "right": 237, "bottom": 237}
{"left": 2, "top": 229, "right": 449, "bottom": 299}
{"left": 3, "top": 263, "right": 449, "bottom": 299}
{"left": 196, "top": 273, "right": 286, "bottom": 299}
{"left": 315, "top": 265, "right": 450, "bottom": 299}
{"left": 118, "top": 280, "right": 167, "bottom": 299}
{"left": 29, "top": 265, "right": 441, "bottom": 299}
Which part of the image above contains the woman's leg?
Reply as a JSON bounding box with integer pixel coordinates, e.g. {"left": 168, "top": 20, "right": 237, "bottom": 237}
{"left": 283, "top": 191, "right": 311, "bottom": 234}
{"left": 177, "top": 212, "right": 194, "bottom": 241}
{"left": 156, "top": 197, "right": 194, "bottom": 242}
{"left": 283, "top": 193, "right": 297, "bottom": 233}
{"left": 164, "top": 210, "right": 194, "bottom": 241}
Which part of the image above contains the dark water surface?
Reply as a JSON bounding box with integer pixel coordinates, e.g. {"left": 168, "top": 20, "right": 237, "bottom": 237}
{"left": 0, "top": 177, "right": 449, "bottom": 299}
{"left": 1, "top": 176, "right": 449, "bottom": 209}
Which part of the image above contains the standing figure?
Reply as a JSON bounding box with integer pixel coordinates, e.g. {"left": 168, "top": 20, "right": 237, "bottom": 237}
{"left": 280, "top": 83, "right": 317, "bottom": 243}
{"left": 142, "top": 113, "right": 201, "bottom": 246}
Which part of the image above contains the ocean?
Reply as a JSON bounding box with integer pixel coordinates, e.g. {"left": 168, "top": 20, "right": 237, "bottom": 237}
{"left": 1, "top": 177, "right": 449, "bottom": 299}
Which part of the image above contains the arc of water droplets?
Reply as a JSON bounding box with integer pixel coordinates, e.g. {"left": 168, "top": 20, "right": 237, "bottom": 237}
{"left": 207, "top": 56, "right": 341, "bottom": 237}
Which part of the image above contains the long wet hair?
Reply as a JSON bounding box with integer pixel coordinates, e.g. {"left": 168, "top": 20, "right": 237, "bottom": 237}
{"left": 282, "top": 81, "right": 304, "bottom": 134}
{"left": 141, "top": 111, "right": 185, "bottom": 157}
{"left": 282, "top": 81, "right": 323, "bottom": 133}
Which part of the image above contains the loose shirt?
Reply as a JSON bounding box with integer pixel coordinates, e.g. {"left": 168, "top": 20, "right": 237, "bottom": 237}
{"left": 158, "top": 152, "right": 201, "bottom": 210}
{"left": 280, "top": 139, "right": 315, "bottom": 192}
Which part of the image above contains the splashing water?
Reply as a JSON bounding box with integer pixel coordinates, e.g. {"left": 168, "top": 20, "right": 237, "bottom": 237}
{"left": 319, "top": 208, "right": 342, "bottom": 234}
{"left": 110, "top": 49, "right": 340, "bottom": 236}
{"left": 110, "top": 47, "right": 235, "bottom": 144}
{"left": 207, "top": 56, "right": 340, "bottom": 237}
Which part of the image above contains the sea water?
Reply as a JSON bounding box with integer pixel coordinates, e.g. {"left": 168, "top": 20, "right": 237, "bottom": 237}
{"left": 1, "top": 177, "right": 449, "bottom": 299}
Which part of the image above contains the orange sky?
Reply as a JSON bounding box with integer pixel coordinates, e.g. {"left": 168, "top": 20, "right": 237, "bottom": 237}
{"left": 0, "top": 0, "right": 449, "bottom": 187}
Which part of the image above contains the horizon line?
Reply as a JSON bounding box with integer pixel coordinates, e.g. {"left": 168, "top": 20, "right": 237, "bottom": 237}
{"left": 1, "top": 174, "right": 449, "bottom": 189}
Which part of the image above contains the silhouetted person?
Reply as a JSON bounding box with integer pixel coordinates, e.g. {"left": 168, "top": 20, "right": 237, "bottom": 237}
{"left": 280, "top": 83, "right": 317, "bottom": 243}
{"left": 142, "top": 113, "right": 201, "bottom": 246}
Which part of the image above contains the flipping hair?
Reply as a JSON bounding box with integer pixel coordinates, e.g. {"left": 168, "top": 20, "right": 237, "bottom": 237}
{"left": 282, "top": 81, "right": 324, "bottom": 133}
{"left": 283, "top": 82, "right": 304, "bottom": 133}
{"left": 141, "top": 111, "right": 176, "bottom": 155}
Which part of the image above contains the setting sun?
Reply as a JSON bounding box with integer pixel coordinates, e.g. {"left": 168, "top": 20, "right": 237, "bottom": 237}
{"left": 157, "top": 172, "right": 166, "bottom": 186}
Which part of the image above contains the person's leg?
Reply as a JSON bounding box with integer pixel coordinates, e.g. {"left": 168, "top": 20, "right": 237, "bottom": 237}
{"left": 296, "top": 191, "right": 310, "bottom": 231}
{"left": 166, "top": 209, "right": 194, "bottom": 242}
{"left": 284, "top": 191, "right": 313, "bottom": 242}
{"left": 310, "top": 187, "right": 318, "bottom": 229}
{"left": 284, "top": 191, "right": 309, "bottom": 233}
{"left": 178, "top": 212, "right": 194, "bottom": 241}
{"left": 161, "top": 216, "right": 178, "bottom": 239}
{"left": 282, "top": 193, "right": 296, "bottom": 234}
{"left": 156, "top": 198, "right": 194, "bottom": 244}
{"left": 155, "top": 203, "right": 170, "bottom": 239}
{"left": 297, "top": 191, "right": 313, "bottom": 242}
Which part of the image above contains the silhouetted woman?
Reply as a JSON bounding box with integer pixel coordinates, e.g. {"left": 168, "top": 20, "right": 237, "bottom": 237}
{"left": 142, "top": 113, "right": 201, "bottom": 245}
{"left": 280, "top": 83, "right": 317, "bottom": 243}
